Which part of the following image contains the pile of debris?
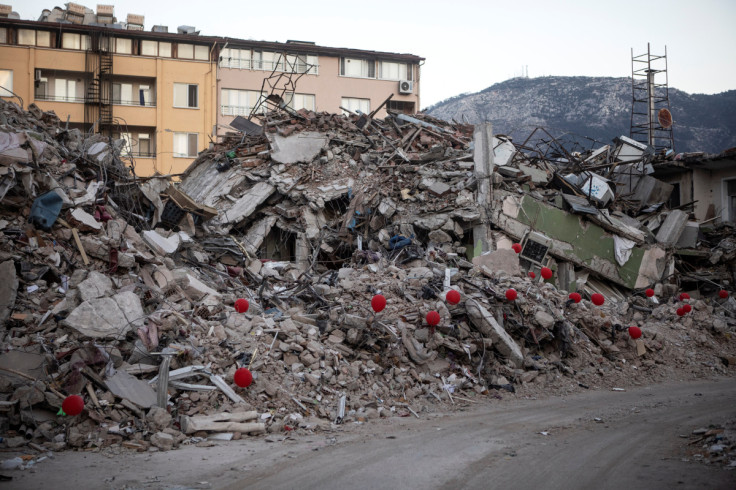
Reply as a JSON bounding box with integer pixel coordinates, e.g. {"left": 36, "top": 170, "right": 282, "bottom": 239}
{"left": 685, "top": 421, "right": 736, "bottom": 468}
{"left": 0, "top": 98, "right": 734, "bottom": 455}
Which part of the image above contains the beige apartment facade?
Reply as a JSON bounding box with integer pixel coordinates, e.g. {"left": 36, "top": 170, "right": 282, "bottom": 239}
{"left": 0, "top": 5, "right": 423, "bottom": 175}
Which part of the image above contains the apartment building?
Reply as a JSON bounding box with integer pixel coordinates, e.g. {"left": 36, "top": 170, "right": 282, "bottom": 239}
{"left": 0, "top": 4, "right": 423, "bottom": 176}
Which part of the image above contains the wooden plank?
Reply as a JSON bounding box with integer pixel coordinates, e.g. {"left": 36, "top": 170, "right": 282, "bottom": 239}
{"left": 71, "top": 228, "right": 90, "bottom": 265}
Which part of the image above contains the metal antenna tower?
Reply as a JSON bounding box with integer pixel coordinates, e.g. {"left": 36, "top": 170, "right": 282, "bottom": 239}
{"left": 630, "top": 43, "right": 675, "bottom": 152}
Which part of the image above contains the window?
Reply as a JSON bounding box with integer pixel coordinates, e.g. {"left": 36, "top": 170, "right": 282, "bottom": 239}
{"left": 255, "top": 51, "right": 284, "bottom": 71}
{"left": 36, "top": 31, "right": 51, "bottom": 47}
{"left": 177, "top": 43, "right": 194, "bottom": 59}
{"left": 173, "top": 132, "right": 198, "bottom": 158}
{"left": 285, "top": 54, "right": 318, "bottom": 74}
{"left": 379, "top": 61, "right": 411, "bottom": 81}
{"left": 194, "top": 45, "right": 209, "bottom": 61}
{"left": 159, "top": 42, "right": 171, "bottom": 58}
{"left": 112, "top": 83, "right": 133, "bottom": 104}
{"left": 18, "top": 29, "right": 35, "bottom": 45}
{"left": 114, "top": 38, "right": 132, "bottom": 54}
{"left": 340, "top": 58, "right": 375, "bottom": 78}
{"left": 61, "top": 33, "right": 90, "bottom": 50}
{"left": 0, "top": 28, "right": 7, "bottom": 44}
{"left": 139, "top": 85, "right": 151, "bottom": 106}
{"left": 141, "top": 40, "right": 158, "bottom": 56}
{"left": 341, "top": 97, "right": 370, "bottom": 115}
{"left": 220, "top": 47, "right": 252, "bottom": 69}
{"left": 174, "top": 83, "right": 198, "bottom": 108}
{"left": 138, "top": 133, "right": 152, "bottom": 156}
{"left": 387, "top": 100, "right": 415, "bottom": 114}
{"left": 220, "top": 88, "right": 267, "bottom": 116}
{"left": 54, "top": 78, "right": 77, "bottom": 102}
{"left": 285, "top": 93, "right": 316, "bottom": 111}
{"left": 0, "top": 70, "right": 12, "bottom": 97}
{"left": 116, "top": 132, "right": 153, "bottom": 157}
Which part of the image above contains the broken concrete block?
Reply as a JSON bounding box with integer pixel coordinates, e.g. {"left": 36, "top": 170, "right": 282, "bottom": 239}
{"left": 0, "top": 260, "right": 18, "bottom": 324}
{"left": 534, "top": 310, "right": 555, "bottom": 329}
{"left": 428, "top": 229, "right": 452, "bottom": 244}
{"left": 472, "top": 249, "right": 520, "bottom": 276}
{"left": 77, "top": 270, "right": 114, "bottom": 302}
{"left": 519, "top": 163, "right": 550, "bottom": 184}
{"left": 146, "top": 406, "right": 172, "bottom": 430}
{"left": 150, "top": 431, "right": 174, "bottom": 451}
{"left": 676, "top": 221, "right": 699, "bottom": 249}
{"left": 62, "top": 291, "right": 144, "bottom": 339}
{"left": 428, "top": 181, "right": 451, "bottom": 197}
{"left": 655, "top": 210, "right": 688, "bottom": 246}
{"left": 69, "top": 208, "right": 103, "bottom": 232}
{"left": 142, "top": 230, "right": 181, "bottom": 256}
{"left": 466, "top": 300, "right": 523, "bottom": 367}
{"left": 269, "top": 131, "right": 328, "bottom": 164}
{"left": 106, "top": 370, "right": 157, "bottom": 408}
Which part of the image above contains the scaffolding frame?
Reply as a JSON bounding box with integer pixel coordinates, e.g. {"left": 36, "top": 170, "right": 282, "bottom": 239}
{"left": 630, "top": 43, "right": 675, "bottom": 152}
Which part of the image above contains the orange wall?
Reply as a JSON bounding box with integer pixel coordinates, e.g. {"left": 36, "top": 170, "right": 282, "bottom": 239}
{"left": 0, "top": 45, "right": 216, "bottom": 176}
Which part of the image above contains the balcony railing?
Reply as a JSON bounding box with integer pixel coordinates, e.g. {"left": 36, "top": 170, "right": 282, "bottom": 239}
{"left": 35, "top": 94, "right": 156, "bottom": 107}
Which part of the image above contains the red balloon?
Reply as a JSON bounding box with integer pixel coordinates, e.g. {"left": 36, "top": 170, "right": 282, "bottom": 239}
{"left": 234, "top": 368, "right": 253, "bottom": 388}
{"left": 234, "top": 298, "right": 249, "bottom": 313}
{"left": 683, "top": 304, "right": 692, "bottom": 313}
{"left": 446, "top": 290, "right": 461, "bottom": 305}
{"left": 676, "top": 307, "right": 685, "bottom": 317}
{"left": 645, "top": 288, "right": 655, "bottom": 298}
{"left": 62, "top": 395, "right": 84, "bottom": 416}
{"left": 528, "top": 271, "right": 536, "bottom": 279}
{"left": 371, "top": 294, "right": 386, "bottom": 313}
{"left": 591, "top": 293, "right": 605, "bottom": 306}
{"left": 505, "top": 289, "right": 517, "bottom": 301}
{"left": 679, "top": 292, "right": 690, "bottom": 301}
{"left": 540, "top": 267, "right": 553, "bottom": 280}
{"left": 628, "top": 326, "right": 642, "bottom": 339}
{"left": 719, "top": 289, "right": 729, "bottom": 299}
{"left": 426, "top": 310, "right": 440, "bottom": 326}
{"left": 569, "top": 292, "right": 582, "bottom": 303}
{"left": 512, "top": 243, "right": 522, "bottom": 253}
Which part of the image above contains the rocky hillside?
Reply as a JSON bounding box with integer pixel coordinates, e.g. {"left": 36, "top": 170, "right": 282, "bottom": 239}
{"left": 426, "top": 76, "right": 736, "bottom": 153}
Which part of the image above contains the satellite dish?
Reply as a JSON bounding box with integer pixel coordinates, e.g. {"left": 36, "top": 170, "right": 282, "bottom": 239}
{"left": 658, "top": 108, "right": 673, "bottom": 129}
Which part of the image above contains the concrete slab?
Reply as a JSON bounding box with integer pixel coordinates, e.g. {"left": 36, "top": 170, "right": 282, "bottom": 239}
{"left": 269, "top": 131, "right": 328, "bottom": 164}
{"left": 472, "top": 248, "right": 521, "bottom": 276}
{"left": 655, "top": 210, "right": 688, "bottom": 246}
{"left": 62, "top": 291, "right": 144, "bottom": 339}
{"left": 77, "top": 271, "right": 114, "bottom": 302}
{"left": 466, "top": 300, "right": 523, "bottom": 367}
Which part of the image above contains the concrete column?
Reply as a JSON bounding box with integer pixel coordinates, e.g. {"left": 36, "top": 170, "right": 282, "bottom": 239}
{"left": 473, "top": 122, "right": 494, "bottom": 256}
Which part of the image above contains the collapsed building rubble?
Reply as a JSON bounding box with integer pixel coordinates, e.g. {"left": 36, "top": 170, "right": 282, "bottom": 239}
{"left": 0, "top": 96, "right": 734, "bottom": 459}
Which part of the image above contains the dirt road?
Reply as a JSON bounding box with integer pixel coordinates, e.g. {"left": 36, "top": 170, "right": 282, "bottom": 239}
{"left": 11, "top": 378, "right": 736, "bottom": 489}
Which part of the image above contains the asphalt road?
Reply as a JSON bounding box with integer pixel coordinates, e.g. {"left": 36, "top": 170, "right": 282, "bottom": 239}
{"left": 10, "top": 378, "right": 736, "bottom": 490}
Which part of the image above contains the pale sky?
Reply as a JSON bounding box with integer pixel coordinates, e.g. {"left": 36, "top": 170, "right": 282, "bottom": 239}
{"left": 14, "top": 0, "right": 736, "bottom": 108}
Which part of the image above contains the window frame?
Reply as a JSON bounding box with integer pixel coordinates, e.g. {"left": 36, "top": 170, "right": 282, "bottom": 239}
{"left": 173, "top": 132, "right": 199, "bottom": 158}
{"left": 0, "top": 69, "right": 13, "bottom": 97}
{"left": 341, "top": 97, "right": 370, "bottom": 115}
{"left": 340, "top": 58, "right": 375, "bottom": 79}
{"left": 173, "top": 83, "right": 199, "bottom": 109}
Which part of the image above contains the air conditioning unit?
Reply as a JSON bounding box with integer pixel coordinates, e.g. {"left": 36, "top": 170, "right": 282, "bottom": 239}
{"left": 35, "top": 69, "right": 42, "bottom": 81}
{"left": 519, "top": 231, "right": 552, "bottom": 265}
{"left": 399, "top": 80, "right": 413, "bottom": 94}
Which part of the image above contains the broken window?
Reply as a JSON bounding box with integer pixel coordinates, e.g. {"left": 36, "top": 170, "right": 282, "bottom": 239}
{"left": 174, "top": 83, "right": 198, "bottom": 108}
{"left": 387, "top": 100, "right": 415, "bottom": 114}
{"left": 173, "top": 132, "right": 198, "bottom": 158}
{"left": 0, "top": 69, "right": 12, "bottom": 97}
{"left": 341, "top": 97, "right": 370, "bottom": 115}
{"left": 340, "top": 58, "right": 375, "bottom": 78}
